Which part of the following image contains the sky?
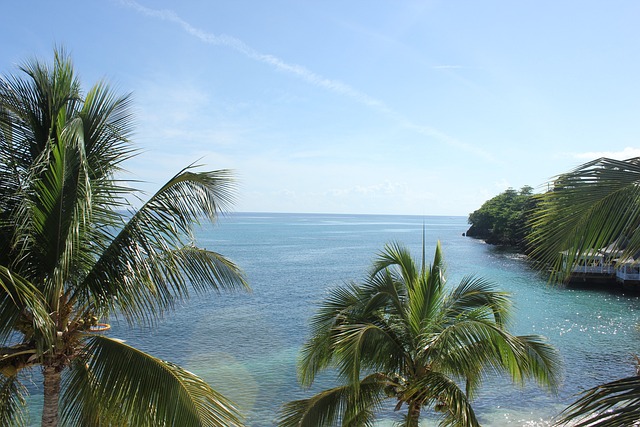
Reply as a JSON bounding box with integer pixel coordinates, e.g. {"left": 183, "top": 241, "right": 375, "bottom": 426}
{"left": 2, "top": 1, "right": 640, "bottom": 216}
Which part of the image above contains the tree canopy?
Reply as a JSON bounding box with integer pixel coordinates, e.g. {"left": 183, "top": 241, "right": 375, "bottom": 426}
{"left": 0, "top": 49, "right": 249, "bottom": 426}
{"left": 467, "top": 186, "right": 536, "bottom": 249}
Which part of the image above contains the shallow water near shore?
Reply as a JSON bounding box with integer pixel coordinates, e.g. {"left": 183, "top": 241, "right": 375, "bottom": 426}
{"left": 25, "top": 213, "right": 640, "bottom": 425}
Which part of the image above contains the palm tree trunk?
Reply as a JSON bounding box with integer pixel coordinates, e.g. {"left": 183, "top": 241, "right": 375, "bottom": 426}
{"left": 406, "top": 401, "right": 421, "bottom": 427}
{"left": 41, "top": 365, "right": 61, "bottom": 427}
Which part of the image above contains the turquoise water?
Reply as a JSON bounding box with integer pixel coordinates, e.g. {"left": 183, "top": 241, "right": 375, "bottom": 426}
{"left": 25, "top": 213, "right": 640, "bottom": 425}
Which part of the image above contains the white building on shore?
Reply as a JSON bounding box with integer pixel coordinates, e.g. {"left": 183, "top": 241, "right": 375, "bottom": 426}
{"left": 565, "top": 246, "right": 640, "bottom": 290}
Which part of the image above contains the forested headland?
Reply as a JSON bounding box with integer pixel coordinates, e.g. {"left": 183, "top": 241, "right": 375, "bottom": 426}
{"left": 466, "top": 186, "right": 537, "bottom": 251}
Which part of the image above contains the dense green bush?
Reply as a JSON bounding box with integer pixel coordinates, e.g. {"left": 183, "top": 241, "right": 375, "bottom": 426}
{"left": 466, "top": 186, "right": 536, "bottom": 249}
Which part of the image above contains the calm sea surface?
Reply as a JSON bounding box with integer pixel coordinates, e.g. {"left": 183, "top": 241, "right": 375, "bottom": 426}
{"left": 25, "top": 213, "right": 640, "bottom": 426}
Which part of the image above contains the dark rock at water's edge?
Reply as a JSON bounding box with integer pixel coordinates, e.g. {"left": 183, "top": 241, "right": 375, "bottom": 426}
{"left": 465, "top": 225, "right": 524, "bottom": 249}
{"left": 465, "top": 224, "right": 489, "bottom": 240}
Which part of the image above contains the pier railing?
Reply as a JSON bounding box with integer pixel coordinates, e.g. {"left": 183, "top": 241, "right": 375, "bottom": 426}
{"left": 616, "top": 266, "right": 640, "bottom": 281}
{"left": 571, "top": 265, "right": 616, "bottom": 275}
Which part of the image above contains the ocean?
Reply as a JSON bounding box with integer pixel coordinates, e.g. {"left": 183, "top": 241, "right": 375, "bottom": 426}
{"left": 25, "top": 213, "right": 640, "bottom": 426}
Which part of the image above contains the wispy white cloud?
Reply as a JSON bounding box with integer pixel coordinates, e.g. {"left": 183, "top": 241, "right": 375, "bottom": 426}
{"left": 574, "top": 147, "right": 640, "bottom": 160}
{"left": 119, "top": 0, "right": 493, "bottom": 160}
{"left": 119, "top": 0, "right": 385, "bottom": 109}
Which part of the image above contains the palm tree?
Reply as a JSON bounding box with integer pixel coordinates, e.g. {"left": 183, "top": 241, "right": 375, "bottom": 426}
{"left": 0, "top": 49, "right": 249, "bottom": 426}
{"left": 527, "top": 157, "right": 640, "bottom": 426}
{"left": 278, "top": 241, "right": 562, "bottom": 426}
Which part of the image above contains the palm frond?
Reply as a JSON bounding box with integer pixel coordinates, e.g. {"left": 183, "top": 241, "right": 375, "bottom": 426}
{"left": 0, "top": 374, "right": 27, "bottom": 427}
{"left": 25, "top": 131, "right": 87, "bottom": 299}
{"left": 169, "top": 246, "right": 249, "bottom": 294}
{"left": 79, "top": 80, "right": 136, "bottom": 175}
{"left": 407, "top": 241, "right": 446, "bottom": 339}
{"left": 428, "top": 317, "right": 507, "bottom": 378}
{"left": 60, "top": 359, "right": 105, "bottom": 426}
{"left": 277, "top": 374, "right": 386, "bottom": 427}
{"left": 299, "top": 282, "right": 369, "bottom": 387}
{"left": 2, "top": 48, "right": 81, "bottom": 165}
{"left": 555, "top": 376, "right": 640, "bottom": 427}
{"left": 80, "top": 168, "right": 247, "bottom": 324}
{"left": 360, "top": 271, "right": 408, "bottom": 324}
{"left": 62, "top": 335, "right": 244, "bottom": 427}
{"left": 278, "top": 389, "right": 348, "bottom": 427}
{"left": 0, "top": 266, "right": 53, "bottom": 348}
{"left": 444, "top": 275, "right": 512, "bottom": 327}
{"left": 333, "top": 322, "right": 405, "bottom": 387}
{"left": 429, "top": 306, "right": 562, "bottom": 392}
{"left": 512, "top": 334, "right": 563, "bottom": 392}
{"left": 529, "top": 157, "right": 640, "bottom": 281}
{"left": 406, "top": 370, "right": 480, "bottom": 427}
{"left": 299, "top": 273, "right": 409, "bottom": 388}
{"left": 370, "top": 241, "right": 419, "bottom": 286}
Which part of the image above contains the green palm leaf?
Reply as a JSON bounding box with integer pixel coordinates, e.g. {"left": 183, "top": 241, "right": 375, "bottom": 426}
{"left": 370, "top": 241, "right": 420, "bottom": 287}
{"left": 79, "top": 167, "right": 248, "bottom": 324}
{"left": 513, "top": 334, "right": 563, "bottom": 391}
{"left": 529, "top": 157, "right": 640, "bottom": 280}
{"left": 405, "top": 370, "right": 480, "bottom": 427}
{"left": 0, "top": 48, "right": 81, "bottom": 166}
{"left": 555, "top": 376, "right": 640, "bottom": 427}
{"left": 528, "top": 157, "right": 640, "bottom": 424}
{"left": 299, "top": 282, "right": 365, "bottom": 387}
{"left": 62, "top": 335, "right": 243, "bottom": 427}
{"left": 444, "top": 275, "right": 512, "bottom": 327}
{"left": 431, "top": 312, "right": 561, "bottom": 393}
{"left": 333, "top": 321, "right": 405, "bottom": 386}
{"left": 278, "top": 374, "right": 386, "bottom": 427}
{"left": 0, "top": 266, "right": 53, "bottom": 348}
{"left": 0, "top": 374, "right": 28, "bottom": 427}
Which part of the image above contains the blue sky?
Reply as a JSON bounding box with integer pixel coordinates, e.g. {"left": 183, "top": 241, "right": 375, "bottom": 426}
{"left": 2, "top": 1, "right": 639, "bottom": 216}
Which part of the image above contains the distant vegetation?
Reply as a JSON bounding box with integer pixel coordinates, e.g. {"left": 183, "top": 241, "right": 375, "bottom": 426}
{"left": 466, "top": 186, "right": 537, "bottom": 250}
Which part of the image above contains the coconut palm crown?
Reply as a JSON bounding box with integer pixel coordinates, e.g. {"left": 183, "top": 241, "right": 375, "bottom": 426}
{"left": 278, "top": 241, "right": 562, "bottom": 427}
{"left": 0, "top": 49, "right": 249, "bottom": 426}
